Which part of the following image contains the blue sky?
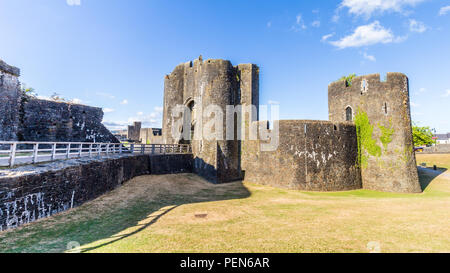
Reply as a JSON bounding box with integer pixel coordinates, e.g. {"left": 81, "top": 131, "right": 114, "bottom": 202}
{"left": 0, "top": 0, "right": 449, "bottom": 132}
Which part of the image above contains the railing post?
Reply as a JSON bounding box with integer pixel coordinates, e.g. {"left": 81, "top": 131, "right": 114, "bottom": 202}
{"left": 151, "top": 144, "right": 155, "bottom": 155}
{"left": 130, "top": 144, "right": 135, "bottom": 154}
{"left": 141, "top": 145, "right": 145, "bottom": 154}
{"left": 89, "top": 143, "right": 93, "bottom": 157}
{"left": 51, "top": 143, "right": 56, "bottom": 160}
{"left": 106, "top": 144, "right": 109, "bottom": 155}
{"left": 78, "top": 143, "right": 83, "bottom": 157}
{"left": 9, "top": 143, "right": 17, "bottom": 168}
{"left": 66, "top": 143, "right": 71, "bottom": 159}
{"left": 119, "top": 143, "right": 123, "bottom": 154}
{"left": 32, "top": 143, "right": 39, "bottom": 164}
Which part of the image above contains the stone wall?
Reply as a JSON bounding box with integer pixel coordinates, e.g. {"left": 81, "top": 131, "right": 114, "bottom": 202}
{"left": 150, "top": 154, "right": 193, "bottom": 174}
{"left": 0, "top": 60, "right": 21, "bottom": 141}
{"left": 0, "top": 59, "right": 118, "bottom": 143}
{"left": 329, "top": 73, "right": 421, "bottom": 193}
{"left": 242, "top": 120, "right": 362, "bottom": 191}
{"left": 19, "top": 98, "right": 118, "bottom": 143}
{"left": 422, "top": 144, "right": 450, "bottom": 154}
{"left": 0, "top": 153, "right": 193, "bottom": 231}
{"left": 140, "top": 128, "right": 163, "bottom": 144}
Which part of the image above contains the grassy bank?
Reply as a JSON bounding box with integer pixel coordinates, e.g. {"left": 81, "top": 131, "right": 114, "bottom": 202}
{"left": 0, "top": 155, "right": 449, "bottom": 253}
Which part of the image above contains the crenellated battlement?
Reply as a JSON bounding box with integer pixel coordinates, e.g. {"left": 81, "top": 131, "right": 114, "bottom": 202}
{"left": 329, "top": 72, "right": 408, "bottom": 91}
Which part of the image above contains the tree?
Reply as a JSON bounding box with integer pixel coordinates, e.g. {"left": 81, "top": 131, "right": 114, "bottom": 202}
{"left": 412, "top": 123, "right": 435, "bottom": 146}
{"left": 339, "top": 73, "right": 357, "bottom": 87}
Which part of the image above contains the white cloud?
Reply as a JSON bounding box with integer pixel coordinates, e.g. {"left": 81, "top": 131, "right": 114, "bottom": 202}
{"left": 66, "top": 0, "right": 81, "bottom": 6}
{"left": 339, "top": 0, "right": 425, "bottom": 18}
{"left": 103, "top": 121, "right": 127, "bottom": 131}
{"left": 321, "top": 33, "right": 335, "bottom": 42}
{"left": 70, "top": 98, "right": 83, "bottom": 104}
{"left": 363, "top": 52, "right": 376, "bottom": 62}
{"left": 410, "top": 102, "right": 420, "bottom": 107}
{"left": 103, "top": 108, "right": 115, "bottom": 113}
{"left": 332, "top": 14, "right": 340, "bottom": 23}
{"left": 120, "top": 99, "right": 128, "bottom": 105}
{"left": 267, "top": 21, "right": 272, "bottom": 28}
{"left": 291, "top": 14, "right": 307, "bottom": 32}
{"left": 439, "top": 6, "right": 450, "bottom": 16}
{"left": 96, "top": 92, "right": 115, "bottom": 99}
{"left": 311, "top": 20, "right": 321, "bottom": 28}
{"left": 268, "top": 100, "right": 280, "bottom": 105}
{"left": 120, "top": 106, "right": 164, "bottom": 129}
{"left": 409, "top": 19, "right": 427, "bottom": 33}
{"left": 330, "top": 21, "right": 400, "bottom": 49}
{"left": 419, "top": 87, "right": 426, "bottom": 93}
{"left": 443, "top": 90, "right": 450, "bottom": 97}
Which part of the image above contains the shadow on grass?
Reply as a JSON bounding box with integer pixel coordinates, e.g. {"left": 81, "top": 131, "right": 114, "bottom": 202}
{"left": 0, "top": 174, "right": 251, "bottom": 253}
{"left": 417, "top": 166, "right": 448, "bottom": 191}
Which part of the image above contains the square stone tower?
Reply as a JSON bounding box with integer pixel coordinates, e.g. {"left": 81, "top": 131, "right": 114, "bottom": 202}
{"left": 328, "top": 73, "right": 421, "bottom": 193}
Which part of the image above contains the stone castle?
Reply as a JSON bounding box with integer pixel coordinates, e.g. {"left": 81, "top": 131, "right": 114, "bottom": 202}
{"left": 162, "top": 57, "right": 421, "bottom": 193}
{"left": 0, "top": 57, "right": 421, "bottom": 193}
{"left": 0, "top": 56, "right": 422, "bottom": 231}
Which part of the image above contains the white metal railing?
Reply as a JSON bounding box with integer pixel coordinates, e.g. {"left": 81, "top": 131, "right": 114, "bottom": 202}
{"left": 0, "top": 142, "right": 192, "bottom": 168}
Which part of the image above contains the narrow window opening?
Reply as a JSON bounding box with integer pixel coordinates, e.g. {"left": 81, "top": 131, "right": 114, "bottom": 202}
{"left": 345, "top": 107, "right": 353, "bottom": 121}
{"left": 384, "top": 102, "right": 388, "bottom": 115}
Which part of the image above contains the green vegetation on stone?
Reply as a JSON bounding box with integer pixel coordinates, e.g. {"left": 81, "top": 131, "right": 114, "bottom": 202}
{"left": 378, "top": 120, "right": 395, "bottom": 150}
{"left": 339, "top": 73, "right": 357, "bottom": 87}
{"left": 355, "top": 108, "right": 381, "bottom": 168}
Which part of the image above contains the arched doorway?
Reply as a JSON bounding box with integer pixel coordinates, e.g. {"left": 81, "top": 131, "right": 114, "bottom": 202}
{"left": 180, "top": 99, "right": 196, "bottom": 144}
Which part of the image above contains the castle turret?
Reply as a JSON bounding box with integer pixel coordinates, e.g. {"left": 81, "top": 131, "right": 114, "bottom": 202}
{"left": 162, "top": 57, "right": 259, "bottom": 183}
{"left": 0, "top": 59, "right": 21, "bottom": 141}
{"left": 328, "top": 73, "right": 421, "bottom": 193}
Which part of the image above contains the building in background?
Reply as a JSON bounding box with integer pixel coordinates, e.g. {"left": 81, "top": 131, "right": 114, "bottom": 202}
{"left": 127, "top": 121, "right": 163, "bottom": 144}
{"left": 435, "top": 133, "right": 450, "bottom": 144}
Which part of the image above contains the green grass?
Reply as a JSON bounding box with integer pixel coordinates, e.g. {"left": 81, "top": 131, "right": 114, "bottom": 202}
{"left": 0, "top": 156, "right": 449, "bottom": 253}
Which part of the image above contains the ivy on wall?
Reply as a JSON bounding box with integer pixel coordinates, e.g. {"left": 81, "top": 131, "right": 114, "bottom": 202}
{"left": 355, "top": 109, "right": 398, "bottom": 169}
{"left": 354, "top": 108, "right": 381, "bottom": 168}
{"left": 378, "top": 120, "right": 394, "bottom": 150}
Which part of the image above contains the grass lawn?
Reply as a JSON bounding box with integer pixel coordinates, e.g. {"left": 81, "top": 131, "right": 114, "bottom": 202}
{"left": 0, "top": 154, "right": 449, "bottom": 253}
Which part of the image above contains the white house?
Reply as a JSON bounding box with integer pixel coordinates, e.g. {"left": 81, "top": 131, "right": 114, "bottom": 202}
{"left": 435, "top": 133, "right": 450, "bottom": 144}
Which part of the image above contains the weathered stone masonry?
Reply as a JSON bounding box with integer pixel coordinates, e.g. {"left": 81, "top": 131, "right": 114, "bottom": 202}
{"left": 163, "top": 57, "right": 421, "bottom": 193}
{"left": 0, "top": 154, "right": 193, "bottom": 231}
{"left": 0, "top": 60, "right": 21, "bottom": 141}
{"left": 163, "top": 58, "right": 259, "bottom": 183}
{"left": 328, "top": 73, "right": 420, "bottom": 193}
{"left": 0, "top": 59, "right": 118, "bottom": 143}
{"left": 242, "top": 120, "right": 361, "bottom": 191}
